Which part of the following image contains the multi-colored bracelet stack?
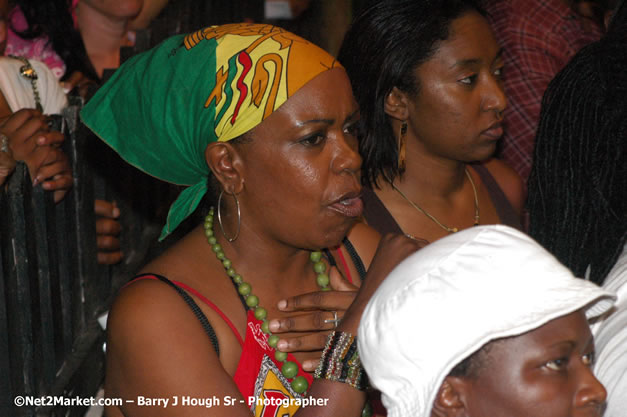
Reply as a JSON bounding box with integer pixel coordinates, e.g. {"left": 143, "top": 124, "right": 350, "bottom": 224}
{"left": 0, "top": 133, "right": 10, "bottom": 154}
{"left": 314, "top": 330, "right": 368, "bottom": 391}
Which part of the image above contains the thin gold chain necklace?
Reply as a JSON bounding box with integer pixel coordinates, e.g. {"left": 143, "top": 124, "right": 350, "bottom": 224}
{"left": 391, "top": 167, "right": 480, "bottom": 233}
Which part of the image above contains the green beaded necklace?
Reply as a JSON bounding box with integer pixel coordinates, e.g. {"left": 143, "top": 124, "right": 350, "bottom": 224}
{"left": 204, "top": 207, "right": 330, "bottom": 394}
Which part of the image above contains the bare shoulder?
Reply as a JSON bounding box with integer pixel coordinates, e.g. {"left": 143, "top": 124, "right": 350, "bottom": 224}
{"left": 105, "top": 278, "right": 250, "bottom": 416}
{"left": 138, "top": 226, "right": 208, "bottom": 277}
{"left": 106, "top": 278, "right": 219, "bottom": 368}
{"left": 483, "top": 158, "right": 526, "bottom": 217}
{"left": 105, "top": 277, "right": 217, "bottom": 384}
{"left": 345, "top": 221, "right": 382, "bottom": 270}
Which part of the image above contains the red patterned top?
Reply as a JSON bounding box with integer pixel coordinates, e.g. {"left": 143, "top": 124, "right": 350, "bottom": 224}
{"left": 128, "top": 275, "right": 313, "bottom": 417}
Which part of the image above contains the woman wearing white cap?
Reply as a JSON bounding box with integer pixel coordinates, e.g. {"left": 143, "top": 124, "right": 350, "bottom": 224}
{"left": 358, "top": 225, "right": 616, "bottom": 417}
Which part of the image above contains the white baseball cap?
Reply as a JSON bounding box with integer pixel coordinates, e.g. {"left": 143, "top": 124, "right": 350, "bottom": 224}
{"left": 358, "top": 225, "right": 615, "bottom": 417}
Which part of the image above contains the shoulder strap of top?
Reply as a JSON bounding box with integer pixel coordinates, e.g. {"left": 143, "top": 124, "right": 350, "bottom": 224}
{"left": 130, "top": 274, "right": 246, "bottom": 353}
{"left": 323, "top": 241, "right": 366, "bottom": 285}
{"left": 470, "top": 164, "right": 523, "bottom": 230}
{"left": 334, "top": 247, "right": 353, "bottom": 285}
{"left": 341, "top": 237, "right": 367, "bottom": 282}
{"left": 324, "top": 248, "right": 355, "bottom": 284}
{"left": 136, "top": 274, "right": 220, "bottom": 355}
{"left": 362, "top": 187, "right": 404, "bottom": 235}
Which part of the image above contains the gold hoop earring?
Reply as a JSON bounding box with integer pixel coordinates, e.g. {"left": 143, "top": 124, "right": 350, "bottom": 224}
{"left": 398, "top": 121, "right": 407, "bottom": 172}
{"left": 217, "top": 190, "right": 241, "bottom": 242}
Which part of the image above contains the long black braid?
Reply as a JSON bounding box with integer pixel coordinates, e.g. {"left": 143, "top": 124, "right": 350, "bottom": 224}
{"left": 527, "top": 1, "right": 627, "bottom": 284}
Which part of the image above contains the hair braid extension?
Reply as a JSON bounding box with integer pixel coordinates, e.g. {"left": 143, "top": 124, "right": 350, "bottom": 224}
{"left": 528, "top": 20, "right": 627, "bottom": 284}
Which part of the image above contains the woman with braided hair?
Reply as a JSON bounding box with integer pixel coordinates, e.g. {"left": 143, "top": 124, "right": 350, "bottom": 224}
{"left": 527, "top": 1, "right": 627, "bottom": 414}
{"left": 527, "top": 0, "right": 626, "bottom": 284}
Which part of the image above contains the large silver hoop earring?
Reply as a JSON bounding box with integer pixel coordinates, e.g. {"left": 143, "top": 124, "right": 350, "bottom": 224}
{"left": 217, "top": 190, "right": 241, "bottom": 242}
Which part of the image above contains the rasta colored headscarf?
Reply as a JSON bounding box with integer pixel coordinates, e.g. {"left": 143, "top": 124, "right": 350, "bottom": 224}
{"left": 80, "top": 23, "right": 341, "bottom": 240}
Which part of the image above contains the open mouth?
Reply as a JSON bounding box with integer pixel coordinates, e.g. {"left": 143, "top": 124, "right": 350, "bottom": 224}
{"left": 329, "top": 195, "right": 363, "bottom": 218}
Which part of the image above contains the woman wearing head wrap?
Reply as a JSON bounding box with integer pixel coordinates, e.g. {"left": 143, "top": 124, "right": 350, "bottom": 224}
{"left": 359, "top": 225, "right": 615, "bottom": 417}
{"left": 81, "top": 23, "right": 421, "bottom": 417}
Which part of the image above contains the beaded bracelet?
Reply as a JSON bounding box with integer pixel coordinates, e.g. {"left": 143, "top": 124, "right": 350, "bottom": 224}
{"left": 1, "top": 133, "right": 10, "bottom": 154}
{"left": 314, "top": 330, "right": 368, "bottom": 391}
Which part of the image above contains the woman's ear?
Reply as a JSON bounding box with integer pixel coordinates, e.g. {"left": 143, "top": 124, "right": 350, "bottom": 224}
{"left": 205, "top": 142, "right": 245, "bottom": 194}
{"left": 384, "top": 86, "right": 410, "bottom": 121}
{"left": 431, "top": 377, "right": 470, "bottom": 417}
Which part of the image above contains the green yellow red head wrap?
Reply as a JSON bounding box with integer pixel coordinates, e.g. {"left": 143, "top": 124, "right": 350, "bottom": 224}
{"left": 81, "top": 23, "right": 341, "bottom": 240}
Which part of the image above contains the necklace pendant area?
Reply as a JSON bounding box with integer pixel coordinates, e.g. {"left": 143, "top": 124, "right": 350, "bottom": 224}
{"left": 205, "top": 207, "right": 333, "bottom": 394}
{"left": 20, "top": 65, "right": 38, "bottom": 80}
{"left": 391, "top": 167, "right": 480, "bottom": 234}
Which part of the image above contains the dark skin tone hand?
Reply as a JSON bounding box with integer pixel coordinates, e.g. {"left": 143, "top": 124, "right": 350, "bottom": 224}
{"left": 60, "top": 71, "right": 97, "bottom": 98}
{"left": 1, "top": 109, "right": 122, "bottom": 263}
{"left": 333, "top": 233, "right": 426, "bottom": 330}
{"left": 269, "top": 227, "right": 428, "bottom": 371}
{"left": 268, "top": 262, "right": 359, "bottom": 371}
{"left": 104, "top": 229, "right": 422, "bottom": 417}
{"left": 0, "top": 109, "right": 72, "bottom": 202}
{"left": 0, "top": 148, "right": 16, "bottom": 186}
{"left": 94, "top": 199, "right": 123, "bottom": 265}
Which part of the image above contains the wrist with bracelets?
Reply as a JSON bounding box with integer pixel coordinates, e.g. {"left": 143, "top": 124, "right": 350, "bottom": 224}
{"left": 314, "top": 330, "right": 368, "bottom": 391}
{"left": 1, "top": 133, "right": 10, "bottom": 154}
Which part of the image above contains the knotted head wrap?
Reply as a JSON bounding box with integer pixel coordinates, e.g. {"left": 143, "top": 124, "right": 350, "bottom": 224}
{"left": 81, "top": 23, "right": 341, "bottom": 239}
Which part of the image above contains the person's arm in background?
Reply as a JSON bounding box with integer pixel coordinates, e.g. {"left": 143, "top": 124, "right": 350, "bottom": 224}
{"left": 0, "top": 87, "right": 16, "bottom": 185}
{"left": 94, "top": 199, "right": 123, "bottom": 265}
{"left": 1, "top": 108, "right": 123, "bottom": 263}
{"left": 0, "top": 132, "right": 16, "bottom": 186}
{"left": 3, "top": 2, "right": 123, "bottom": 263}
{"left": 0, "top": 108, "right": 72, "bottom": 202}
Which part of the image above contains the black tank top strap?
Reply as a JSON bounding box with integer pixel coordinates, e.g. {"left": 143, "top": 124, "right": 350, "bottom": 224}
{"left": 323, "top": 248, "right": 337, "bottom": 267}
{"left": 342, "top": 237, "right": 367, "bottom": 282}
{"left": 139, "top": 273, "right": 220, "bottom": 356}
{"left": 362, "top": 187, "right": 404, "bottom": 235}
